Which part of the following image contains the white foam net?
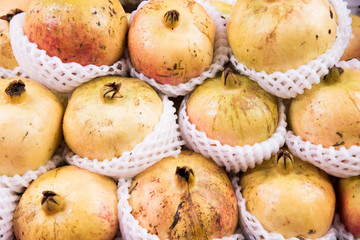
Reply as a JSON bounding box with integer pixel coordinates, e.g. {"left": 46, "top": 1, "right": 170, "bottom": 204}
{"left": 127, "top": 0, "right": 230, "bottom": 97}
{"left": 0, "top": 143, "right": 65, "bottom": 240}
{"left": 285, "top": 58, "right": 360, "bottom": 178}
{"left": 333, "top": 214, "right": 358, "bottom": 240}
{"left": 178, "top": 96, "right": 287, "bottom": 173}
{"left": 286, "top": 131, "right": 360, "bottom": 178}
{"left": 229, "top": 0, "right": 352, "bottom": 99}
{"left": 0, "top": 188, "right": 19, "bottom": 240}
{"left": 231, "top": 176, "right": 338, "bottom": 240}
{"left": 9, "top": 13, "right": 128, "bottom": 93}
{"left": 65, "top": 95, "right": 184, "bottom": 179}
{"left": 336, "top": 58, "right": 360, "bottom": 69}
{"left": 117, "top": 178, "right": 245, "bottom": 240}
{"left": 0, "top": 66, "right": 29, "bottom": 79}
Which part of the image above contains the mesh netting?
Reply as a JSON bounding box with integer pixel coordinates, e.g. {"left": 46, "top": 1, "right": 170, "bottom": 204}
{"left": 0, "top": 188, "right": 19, "bottom": 240}
{"left": 0, "top": 67, "right": 29, "bottom": 79}
{"left": 286, "top": 131, "right": 360, "bottom": 178}
{"left": 231, "top": 176, "right": 338, "bottom": 240}
{"left": 333, "top": 214, "right": 359, "bottom": 240}
{"left": 65, "top": 95, "right": 184, "bottom": 179}
{"left": 117, "top": 178, "right": 245, "bottom": 240}
{"left": 229, "top": 0, "right": 352, "bottom": 99}
{"left": 127, "top": 0, "right": 229, "bottom": 97}
{"left": 179, "top": 96, "right": 287, "bottom": 173}
{"left": 9, "top": 13, "right": 128, "bottom": 93}
{"left": 336, "top": 58, "right": 360, "bottom": 69}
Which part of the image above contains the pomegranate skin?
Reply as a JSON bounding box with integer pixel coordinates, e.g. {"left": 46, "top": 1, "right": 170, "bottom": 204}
{"left": 128, "top": 150, "right": 239, "bottom": 239}
{"left": 23, "top": 0, "right": 128, "bottom": 66}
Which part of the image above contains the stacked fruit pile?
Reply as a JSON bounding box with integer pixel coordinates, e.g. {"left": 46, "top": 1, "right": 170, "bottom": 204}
{"left": 0, "top": 0, "right": 360, "bottom": 239}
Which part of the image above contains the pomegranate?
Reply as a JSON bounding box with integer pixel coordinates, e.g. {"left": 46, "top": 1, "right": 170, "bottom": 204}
{"left": 341, "top": 14, "right": 360, "bottom": 61}
{"left": 289, "top": 67, "right": 360, "bottom": 149}
{"left": 228, "top": 0, "right": 337, "bottom": 73}
{"left": 186, "top": 69, "right": 278, "bottom": 147}
{"left": 0, "top": 0, "right": 30, "bottom": 69}
{"left": 128, "top": 150, "right": 239, "bottom": 239}
{"left": 23, "top": 0, "right": 128, "bottom": 66}
{"left": 337, "top": 176, "right": 360, "bottom": 238}
{"left": 128, "top": 0, "right": 215, "bottom": 85}
{"left": 13, "top": 165, "right": 119, "bottom": 240}
{"left": 240, "top": 149, "right": 336, "bottom": 238}
{"left": 63, "top": 76, "right": 163, "bottom": 160}
{"left": 0, "top": 78, "right": 63, "bottom": 176}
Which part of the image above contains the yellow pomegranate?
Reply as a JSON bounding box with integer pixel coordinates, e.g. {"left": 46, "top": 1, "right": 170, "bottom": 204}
{"left": 23, "top": 0, "right": 128, "bottom": 66}
{"left": 63, "top": 76, "right": 163, "bottom": 160}
{"left": 0, "top": 0, "right": 30, "bottom": 69}
{"left": 186, "top": 69, "right": 278, "bottom": 147}
{"left": 13, "top": 165, "right": 119, "bottom": 240}
{"left": 240, "top": 149, "right": 336, "bottom": 238}
{"left": 289, "top": 67, "right": 360, "bottom": 149}
{"left": 341, "top": 14, "right": 360, "bottom": 61}
{"left": 128, "top": 0, "right": 215, "bottom": 85}
{"left": 228, "top": 0, "right": 337, "bottom": 73}
{"left": 128, "top": 150, "right": 239, "bottom": 239}
{"left": 0, "top": 78, "right": 63, "bottom": 176}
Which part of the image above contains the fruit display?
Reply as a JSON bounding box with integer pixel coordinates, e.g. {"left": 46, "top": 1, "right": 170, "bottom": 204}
{"left": 239, "top": 149, "right": 336, "bottom": 238}
{"left": 1, "top": 0, "right": 360, "bottom": 240}
{"left": 13, "top": 165, "right": 119, "bottom": 240}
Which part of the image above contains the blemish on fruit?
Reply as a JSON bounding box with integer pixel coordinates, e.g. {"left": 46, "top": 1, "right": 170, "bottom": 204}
{"left": 129, "top": 182, "right": 138, "bottom": 194}
{"left": 308, "top": 229, "right": 316, "bottom": 234}
{"left": 328, "top": 29, "right": 331, "bottom": 34}
{"left": 333, "top": 141, "right": 345, "bottom": 147}
{"left": 316, "top": 35, "right": 318, "bottom": 40}
{"left": 169, "top": 201, "right": 184, "bottom": 230}
{"left": 336, "top": 132, "right": 343, "bottom": 138}
{"left": 330, "top": 10, "right": 333, "bottom": 19}
{"left": 22, "top": 131, "right": 29, "bottom": 142}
